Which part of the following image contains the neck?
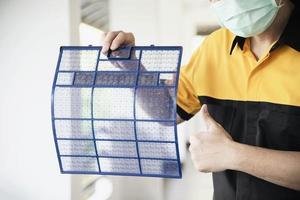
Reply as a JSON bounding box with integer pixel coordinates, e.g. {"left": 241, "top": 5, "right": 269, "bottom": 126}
{"left": 250, "top": 1, "right": 294, "bottom": 59}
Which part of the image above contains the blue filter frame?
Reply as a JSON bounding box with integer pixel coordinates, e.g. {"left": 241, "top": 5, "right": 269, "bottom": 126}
{"left": 51, "top": 45, "right": 183, "bottom": 178}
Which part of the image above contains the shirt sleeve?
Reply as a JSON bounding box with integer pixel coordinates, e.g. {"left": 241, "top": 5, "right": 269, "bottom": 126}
{"left": 176, "top": 37, "right": 211, "bottom": 120}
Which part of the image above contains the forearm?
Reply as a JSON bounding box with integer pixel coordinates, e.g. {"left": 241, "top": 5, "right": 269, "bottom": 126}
{"left": 135, "top": 62, "right": 177, "bottom": 121}
{"left": 112, "top": 59, "right": 183, "bottom": 123}
{"left": 230, "top": 142, "right": 300, "bottom": 191}
{"left": 136, "top": 88, "right": 174, "bottom": 120}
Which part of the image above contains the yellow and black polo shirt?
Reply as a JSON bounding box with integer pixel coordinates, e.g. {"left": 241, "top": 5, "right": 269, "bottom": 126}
{"left": 177, "top": 5, "right": 300, "bottom": 200}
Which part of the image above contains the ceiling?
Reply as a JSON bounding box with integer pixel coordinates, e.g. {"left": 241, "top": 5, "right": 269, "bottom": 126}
{"left": 81, "top": 0, "right": 109, "bottom": 31}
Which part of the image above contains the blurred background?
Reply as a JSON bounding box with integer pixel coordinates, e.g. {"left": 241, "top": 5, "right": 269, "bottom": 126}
{"left": 0, "top": 0, "right": 220, "bottom": 199}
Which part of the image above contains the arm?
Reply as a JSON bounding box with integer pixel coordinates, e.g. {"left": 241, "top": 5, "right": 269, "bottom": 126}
{"left": 231, "top": 143, "right": 300, "bottom": 191}
{"left": 189, "top": 104, "right": 300, "bottom": 191}
{"left": 102, "top": 31, "right": 185, "bottom": 124}
{"left": 135, "top": 88, "right": 178, "bottom": 122}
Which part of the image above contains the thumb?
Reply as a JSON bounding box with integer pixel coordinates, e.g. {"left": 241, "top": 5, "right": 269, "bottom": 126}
{"left": 199, "top": 104, "right": 217, "bottom": 129}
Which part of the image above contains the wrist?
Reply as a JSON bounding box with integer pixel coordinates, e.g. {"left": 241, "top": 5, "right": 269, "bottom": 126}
{"left": 226, "top": 140, "right": 244, "bottom": 171}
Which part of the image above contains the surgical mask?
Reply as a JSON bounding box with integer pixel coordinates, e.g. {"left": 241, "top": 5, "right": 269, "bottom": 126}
{"left": 211, "top": 0, "right": 283, "bottom": 37}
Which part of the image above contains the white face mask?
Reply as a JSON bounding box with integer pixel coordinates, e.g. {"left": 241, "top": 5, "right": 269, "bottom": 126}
{"left": 211, "top": 0, "right": 283, "bottom": 37}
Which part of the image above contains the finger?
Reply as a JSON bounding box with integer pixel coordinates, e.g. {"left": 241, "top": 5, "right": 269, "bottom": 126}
{"left": 110, "top": 31, "right": 132, "bottom": 50}
{"left": 200, "top": 104, "right": 218, "bottom": 128}
{"left": 123, "top": 32, "right": 135, "bottom": 46}
{"left": 102, "top": 31, "right": 121, "bottom": 54}
{"left": 189, "top": 134, "right": 202, "bottom": 146}
{"left": 189, "top": 133, "right": 199, "bottom": 141}
{"left": 199, "top": 104, "right": 209, "bottom": 117}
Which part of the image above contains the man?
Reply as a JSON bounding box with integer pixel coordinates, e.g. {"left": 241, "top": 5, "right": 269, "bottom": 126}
{"left": 102, "top": 0, "right": 300, "bottom": 199}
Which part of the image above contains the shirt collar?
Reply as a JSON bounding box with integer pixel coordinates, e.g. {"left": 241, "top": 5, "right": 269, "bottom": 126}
{"left": 230, "top": 5, "right": 300, "bottom": 55}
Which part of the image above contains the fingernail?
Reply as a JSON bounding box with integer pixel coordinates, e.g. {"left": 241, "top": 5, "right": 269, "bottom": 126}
{"left": 202, "top": 104, "right": 208, "bottom": 113}
{"left": 110, "top": 45, "right": 117, "bottom": 51}
{"left": 102, "top": 46, "right": 108, "bottom": 53}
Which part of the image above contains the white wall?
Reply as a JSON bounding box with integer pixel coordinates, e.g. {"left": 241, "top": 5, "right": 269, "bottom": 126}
{"left": 109, "top": 0, "right": 218, "bottom": 63}
{"left": 0, "top": 0, "right": 79, "bottom": 199}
